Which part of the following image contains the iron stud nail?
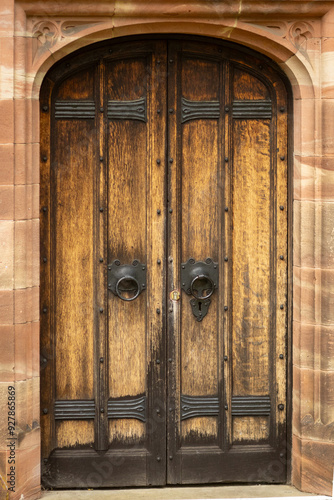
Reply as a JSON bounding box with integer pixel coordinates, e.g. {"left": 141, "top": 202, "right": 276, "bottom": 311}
{"left": 156, "top": 308, "right": 160, "bottom": 314}
{"left": 280, "top": 453, "right": 284, "bottom": 458}
{"left": 169, "top": 158, "right": 173, "bottom": 163}
{"left": 225, "top": 405, "right": 228, "bottom": 410}
{"left": 42, "top": 105, "right": 49, "bottom": 112}
{"left": 169, "top": 108, "right": 174, "bottom": 114}
{"left": 280, "top": 255, "right": 284, "bottom": 260}
{"left": 42, "top": 156, "right": 47, "bottom": 162}
{"left": 157, "top": 209, "right": 161, "bottom": 215}
{"left": 43, "top": 358, "right": 47, "bottom": 363}
{"left": 156, "top": 359, "right": 160, "bottom": 364}
{"left": 43, "top": 408, "right": 48, "bottom": 414}
{"left": 108, "top": 283, "right": 111, "bottom": 287}
{"left": 182, "top": 265, "right": 185, "bottom": 269}
{"left": 142, "top": 266, "right": 146, "bottom": 270}
{"left": 157, "top": 456, "right": 161, "bottom": 462}
{"left": 157, "top": 60, "right": 161, "bottom": 64}
{"left": 168, "top": 358, "right": 172, "bottom": 363}
{"left": 225, "top": 206, "right": 228, "bottom": 212}
{"left": 214, "top": 265, "right": 217, "bottom": 269}
{"left": 108, "top": 266, "right": 112, "bottom": 271}
{"left": 280, "top": 205, "right": 284, "bottom": 211}
{"left": 279, "top": 354, "right": 284, "bottom": 359}
{"left": 169, "top": 456, "right": 173, "bottom": 460}
{"left": 157, "top": 109, "right": 161, "bottom": 114}
{"left": 224, "top": 306, "right": 228, "bottom": 311}
{"left": 100, "top": 408, "right": 104, "bottom": 413}
{"left": 44, "top": 459, "right": 48, "bottom": 464}
{"left": 169, "top": 208, "right": 173, "bottom": 213}
{"left": 156, "top": 409, "right": 160, "bottom": 414}
{"left": 99, "top": 258, "right": 103, "bottom": 263}
{"left": 169, "top": 59, "right": 174, "bottom": 63}
{"left": 225, "top": 106, "right": 230, "bottom": 112}
{"left": 156, "top": 159, "right": 161, "bottom": 164}
{"left": 100, "top": 156, "right": 104, "bottom": 162}
{"left": 142, "top": 284, "right": 146, "bottom": 288}
{"left": 224, "top": 256, "right": 228, "bottom": 261}
{"left": 42, "top": 206, "right": 47, "bottom": 213}
{"left": 99, "top": 207, "right": 104, "bottom": 212}
{"left": 224, "top": 356, "right": 228, "bottom": 361}
{"left": 43, "top": 257, "right": 47, "bottom": 263}
{"left": 100, "top": 107, "right": 104, "bottom": 112}
{"left": 100, "top": 357, "right": 104, "bottom": 363}
{"left": 99, "top": 307, "right": 104, "bottom": 313}
{"left": 280, "top": 106, "right": 285, "bottom": 112}
{"left": 280, "top": 304, "right": 284, "bottom": 310}
{"left": 280, "top": 155, "right": 285, "bottom": 161}
{"left": 278, "top": 404, "right": 284, "bottom": 411}
{"left": 43, "top": 308, "right": 47, "bottom": 314}
{"left": 225, "top": 157, "right": 228, "bottom": 162}
{"left": 157, "top": 259, "right": 161, "bottom": 265}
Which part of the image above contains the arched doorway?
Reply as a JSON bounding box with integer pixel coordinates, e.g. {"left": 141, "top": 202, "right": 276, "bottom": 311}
{"left": 40, "top": 36, "right": 291, "bottom": 488}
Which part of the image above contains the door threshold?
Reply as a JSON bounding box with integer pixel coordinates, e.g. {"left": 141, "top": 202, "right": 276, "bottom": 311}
{"left": 41, "top": 485, "right": 331, "bottom": 499}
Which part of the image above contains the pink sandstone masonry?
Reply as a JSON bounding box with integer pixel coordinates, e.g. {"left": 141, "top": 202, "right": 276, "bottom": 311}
{"left": 0, "top": 1, "right": 334, "bottom": 498}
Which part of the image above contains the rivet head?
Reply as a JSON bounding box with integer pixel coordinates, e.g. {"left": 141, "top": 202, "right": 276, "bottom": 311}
{"left": 280, "top": 155, "right": 285, "bottom": 161}
{"left": 169, "top": 158, "right": 173, "bottom": 163}
{"left": 100, "top": 357, "right": 104, "bottom": 363}
{"left": 224, "top": 256, "right": 228, "bottom": 262}
{"left": 100, "top": 408, "right": 104, "bottom": 413}
{"left": 169, "top": 109, "right": 174, "bottom": 114}
{"left": 42, "top": 156, "right": 47, "bottom": 162}
{"left": 157, "top": 209, "right": 161, "bottom": 215}
{"left": 42, "top": 206, "right": 48, "bottom": 213}
{"left": 280, "top": 106, "right": 285, "bottom": 112}
{"left": 100, "top": 107, "right": 104, "bottom": 113}
{"left": 99, "top": 258, "right": 103, "bottom": 263}
{"left": 43, "top": 257, "right": 47, "bottom": 263}
{"left": 169, "top": 455, "right": 173, "bottom": 460}
{"left": 168, "top": 358, "right": 172, "bottom": 363}
{"left": 225, "top": 157, "right": 228, "bottom": 162}
{"left": 156, "top": 359, "right": 160, "bottom": 364}
{"left": 156, "top": 308, "right": 160, "bottom": 314}
{"left": 224, "top": 306, "right": 228, "bottom": 311}
{"left": 42, "top": 105, "right": 49, "bottom": 112}
{"left": 278, "top": 404, "right": 284, "bottom": 411}
{"left": 44, "top": 458, "right": 48, "bottom": 464}
{"left": 100, "top": 156, "right": 104, "bottom": 162}
{"left": 169, "top": 59, "right": 174, "bottom": 63}
{"left": 224, "top": 356, "right": 228, "bottom": 361}
{"left": 280, "top": 205, "right": 284, "bottom": 211}
{"left": 43, "top": 307, "right": 47, "bottom": 314}
{"left": 43, "top": 408, "right": 48, "bottom": 414}
{"left": 157, "top": 259, "right": 161, "bottom": 265}
{"left": 99, "top": 207, "right": 104, "bottom": 212}
{"left": 280, "top": 304, "right": 284, "bottom": 310}
{"left": 157, "top": 456, "right": 161, "bottom": 462}
{"left": 157, "top": 109, "right": 161, "bottom": 114}
{"left": 279, "top": 354, "right": 284, "bottom": 359}
{"left": 156, "top": 159, "right": 161, "bottom": 164}
{"left": 225, "top": 206, "right": 228, "bottom": 212}
{"left": 225, "top": 106, "right": 230, "bottom": 112}
{"left": 99, "top": 307, "right": 104, "bottom": 313}
{"left": 280, "top": 452, "right": 284, "bottom": 458}
{"left": 169, "top": 208, "right": 173, "bottom": 213}
{"left": 280, "top": 255, "right": 284, "bottom": 260}
{"left": 224, "top": 405, "right": 228, "bottom": 410}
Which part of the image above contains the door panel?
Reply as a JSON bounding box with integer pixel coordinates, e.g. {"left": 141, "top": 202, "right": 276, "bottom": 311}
{"left": 40, "top": 38, "right": 289, "bottom": 488}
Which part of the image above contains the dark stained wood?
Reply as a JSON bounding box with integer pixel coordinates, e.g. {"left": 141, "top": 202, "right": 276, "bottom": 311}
{"left": 40, "top": 36, "right": 290, "bottom": 488}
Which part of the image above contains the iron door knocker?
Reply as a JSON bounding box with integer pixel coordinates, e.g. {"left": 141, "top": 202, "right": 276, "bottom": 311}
{"left": 108, "top": 260, "right": 146, "bottom": 301}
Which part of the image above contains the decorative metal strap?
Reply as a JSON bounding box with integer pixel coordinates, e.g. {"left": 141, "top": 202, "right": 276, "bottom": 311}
{"left": 108, "top": 395, "right": 146, "bottom": 422}
{"left": 108, "top": 97, "right": 147, "bottom": 122}
{"left": 231, "top": 396, "right": 271, "bottom": 416}
{"left": 54, "top": 400, "right": 95, "bottom": 420}
{"left": 232, "top": 100, "right": 272, "bottom": 119}
{"left": 54, "top": 100, "right": 96, "bottom": 119}
{"left": 181, "top": 97, "right": 220, "bottom": 123}
{"left": 181, "top": 395, "right": 219, "bottom": 420}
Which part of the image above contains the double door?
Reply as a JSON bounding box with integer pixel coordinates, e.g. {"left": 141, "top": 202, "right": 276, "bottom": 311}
{"left": 40, "top": 38, "right": 289, "bottom": 488}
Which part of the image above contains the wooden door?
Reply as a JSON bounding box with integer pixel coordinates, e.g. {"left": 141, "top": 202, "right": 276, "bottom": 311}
{"left": 40, "top": 38, "right": 289, "bottom": 488}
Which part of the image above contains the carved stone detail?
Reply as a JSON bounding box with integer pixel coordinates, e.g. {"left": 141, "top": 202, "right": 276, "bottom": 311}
{"left": 244, "top": 20, "right": 314, "bottom": 49}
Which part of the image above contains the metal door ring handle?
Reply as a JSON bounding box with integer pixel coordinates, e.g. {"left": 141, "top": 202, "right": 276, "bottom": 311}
{"left": 190, "top": 275, "right": 214, "bottom": 300}
{"left": 116, "top": 276, "right": 140, "bottom": 301}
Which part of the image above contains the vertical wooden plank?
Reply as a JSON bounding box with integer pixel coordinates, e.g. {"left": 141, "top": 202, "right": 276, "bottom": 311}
{"left": 51, "top": 66, "right": 98, "bottom": 449}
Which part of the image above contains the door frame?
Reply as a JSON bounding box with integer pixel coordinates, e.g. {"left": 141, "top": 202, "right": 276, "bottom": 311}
{"left": 39, "top": 34, "right": 293, "bottom": 487}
